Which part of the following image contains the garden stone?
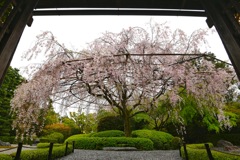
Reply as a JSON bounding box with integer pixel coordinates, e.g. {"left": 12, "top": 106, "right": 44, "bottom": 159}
{"left": 0, "top": 140, "right": 11, "bottom": 146}
{"left": 216, "top": 140, "right": 240, "bottom": 151}
{"left": 224, "top": 146, "right": 239, "bottom": 151}
{"left": 217, "top": 140, "right": 233, "bottom": 147}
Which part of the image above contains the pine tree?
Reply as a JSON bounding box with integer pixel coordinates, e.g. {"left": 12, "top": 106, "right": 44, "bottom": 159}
{"left": 0, "top": 66, "right": 24, "bottom": 136}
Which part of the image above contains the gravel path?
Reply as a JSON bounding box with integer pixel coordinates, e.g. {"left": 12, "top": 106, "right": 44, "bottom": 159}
{"left": 0, "top": 145, "right": 37, "bottom": 154}
{"left": 57, "top": 150, "right": 182, "bottom": 160}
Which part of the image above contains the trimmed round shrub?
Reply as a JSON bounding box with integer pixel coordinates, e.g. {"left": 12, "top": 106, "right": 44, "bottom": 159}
{"left": 171, "top": 137, "right": 182, "bottom": 149}
{"left": 40, "top": 132, "right": 64, "bottom": 143}
{"left": 90, "top": 130, "right": 124, "bottom": 137}
{"left": 131, "top": 130, "right": 174, "bottom": 150}
{"left": 65, "top": 136, "right": 153, "bottom": 150}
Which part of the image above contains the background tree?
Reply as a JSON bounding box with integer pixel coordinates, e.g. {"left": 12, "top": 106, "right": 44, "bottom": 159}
{"left": 148, "top": 99, "right": 172, "bottom": 131}
{"left": 44, "top": 104, "right": 60, "bottom": 126}
{"left": 0, "top": 66, "right": 23, "bottom": 137}
{"left": 59, "top": 112, "right": 97, "bottom": 135}
{"left": 11, "top": 23, "right": 236, "bottom": 137}
{"left": 60, "top": 115, "right": 80, "bottom": 135}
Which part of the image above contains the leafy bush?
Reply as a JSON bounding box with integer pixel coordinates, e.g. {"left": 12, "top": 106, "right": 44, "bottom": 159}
{"left": 11, "top": 144, "right": 73, "bottom": 160}
{"left": 65, "top": 136, "right": 153, "bottom": 150}
{"left": 90, "top": 130, "right": 124, "bottom": 137}
{"left": 40, "top": 132, "right": 64, "bottom": 143}
{"left": 0, "top": 154, "right": 12, "bottom": 160}
{"left": 97, "top": 115, "right": 150, "bottom": 132}
{"left": 97, "top": 116, "right": 124, "bottom": 132}
{"left": 131, "top": 130, "right": 174, "bottom": 149}
{"left": 181, "top": 143, "right": 240, "bottom": 160}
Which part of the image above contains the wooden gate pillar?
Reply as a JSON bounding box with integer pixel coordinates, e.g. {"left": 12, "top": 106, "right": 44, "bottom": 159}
{"left": 202, "top": 0, "right": 240, "bottom": 79}
{"left": 0, "top": 0, "right": 39, "bottom": 85}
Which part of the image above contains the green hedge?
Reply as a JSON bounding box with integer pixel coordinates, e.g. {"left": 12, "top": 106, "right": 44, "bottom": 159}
{"left": 11, "top": 144, "right": 73, "bottom": 160}
{"left": 65, "top": 136, "right": 153, "bottom": 150}
{"left": 186, "top": 143, "right": 214, "bottom": 149}
{"left": 90, "top": 130, "right": 124, "bottom": 137}
{"left": 0, "top": 154, "right": 12, "bottom": 160}
{"left": 181, "top": 143, "right": 240, "bottom": 160}
{"left": 37, "top": 143, "right": 63, "bottom": 148}
{"left": 131, "top": 130, "right": 175, "bottom": 150}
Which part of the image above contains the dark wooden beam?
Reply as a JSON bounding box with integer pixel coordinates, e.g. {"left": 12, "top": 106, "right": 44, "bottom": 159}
{"left": 201, "top": 0, "right": 240, "bottom": 80}
{"left": 0, "top": 0, "right": 39, "bottom": 85}
{"left": 35, "top": 0, "right": 204, "bottom": 10}
{"left": 33, "top": 9, "right": 206, "bottom": 17}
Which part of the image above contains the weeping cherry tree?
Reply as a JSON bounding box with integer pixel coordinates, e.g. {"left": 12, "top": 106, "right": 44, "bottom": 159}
{"left": 11, "top": 23, "right": 236, "bottom": 137}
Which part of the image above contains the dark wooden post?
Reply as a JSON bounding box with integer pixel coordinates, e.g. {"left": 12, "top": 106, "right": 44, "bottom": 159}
{"left": 47, "top": 142, "right": 54, "bottom": 160}
{"left": 205, "top": 143, "right": 214, "bottom": 160}
{"left": 179, "top": 143, "right": 182, "bottom": 157}
{"left": 15, "top": 142, "right": 23, "bottom": 160}
{"left": 65, "top": 142, "right": 68, "bottom": 156}
{"left": 183, "top": 142, "right": 189, "bottom": 160}
{"left": 72, "top": 141, "right": 75, "bottom": 153}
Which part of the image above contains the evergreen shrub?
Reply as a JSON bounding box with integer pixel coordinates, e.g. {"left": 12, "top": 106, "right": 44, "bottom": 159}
{"left": 39, "top": 132, "right": 64, "bottom": 143}
{"left": 0, "top": 136, "right": 15, "bottom": 143}
{"left": 131, "top": 130, "right": 174, "bottom": 149}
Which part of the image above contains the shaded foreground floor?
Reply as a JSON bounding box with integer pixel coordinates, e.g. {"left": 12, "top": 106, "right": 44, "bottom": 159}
{"left": 57, "top": 150, "right": 182, "bottom": 160}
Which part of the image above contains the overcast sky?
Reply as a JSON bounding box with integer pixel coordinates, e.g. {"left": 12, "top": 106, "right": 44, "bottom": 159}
{"left": 11, "top": 15, "right": 230, "bottom": 76}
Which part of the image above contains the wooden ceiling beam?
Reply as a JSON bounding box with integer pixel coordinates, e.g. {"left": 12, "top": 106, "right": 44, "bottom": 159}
{"left": 33, "top": 9, "right": 206, "bottom": 17}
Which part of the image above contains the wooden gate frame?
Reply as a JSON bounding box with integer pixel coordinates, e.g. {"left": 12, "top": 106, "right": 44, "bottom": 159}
{"left": 0, "top": 0, "right": 39, "bottom": 85}
{"left": 0, "top": 0, "right": 240, "bottom": 85}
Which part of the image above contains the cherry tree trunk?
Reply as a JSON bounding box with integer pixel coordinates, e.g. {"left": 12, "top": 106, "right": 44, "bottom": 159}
{"left": 123, "top": 111, "right": 131, "bottom": 137}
